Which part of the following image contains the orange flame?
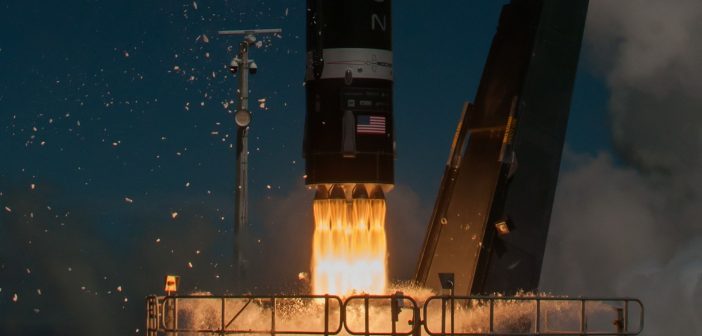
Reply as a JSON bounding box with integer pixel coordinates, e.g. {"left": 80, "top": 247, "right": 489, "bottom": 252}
{"left": 312, "top": 198, "right": 387, "bottom": 296}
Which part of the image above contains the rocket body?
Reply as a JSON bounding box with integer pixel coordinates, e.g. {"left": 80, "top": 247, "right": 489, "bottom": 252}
{"left": 305, "top": 0, "right": 393, "bottom": 295}
{"left": 304, "top": 0, "right": 394, "bottom": 188}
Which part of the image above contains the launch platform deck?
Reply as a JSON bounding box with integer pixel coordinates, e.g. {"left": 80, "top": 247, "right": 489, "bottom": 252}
{"left": 145, "top": 294, "right": 643, "bottom": 335}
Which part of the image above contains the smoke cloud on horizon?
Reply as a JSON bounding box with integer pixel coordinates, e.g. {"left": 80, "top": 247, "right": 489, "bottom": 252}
{"left": 541, "top": 1, "right": 702, "bottom": 334}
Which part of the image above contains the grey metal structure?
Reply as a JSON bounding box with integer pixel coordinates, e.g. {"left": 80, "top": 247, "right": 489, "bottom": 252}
{"left": 218, "top": 29, "right": 282, "bottom": 278}
{"left": 145, "top": 294, "right": 643, "bottom": 335}
{"left": 415, "top": 0, "right": 589, "bottom": 295}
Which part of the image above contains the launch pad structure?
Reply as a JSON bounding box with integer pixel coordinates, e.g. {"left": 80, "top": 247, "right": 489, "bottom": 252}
{"left": 145, "top": 293, "right": 644, "bottom": 335}
{"left": 146, "top": 0, "right": 646, "bottom": 335}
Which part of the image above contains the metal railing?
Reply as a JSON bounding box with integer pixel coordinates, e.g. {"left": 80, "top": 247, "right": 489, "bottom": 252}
{"left": 145, "top": 294, "right": 643, "bottom": 336}
{"left": 422, "top": 296, "right": 644, "bottom": 336}
{"left": 147, "top": 294, "right": 343, "bottom": 336}
{"left": 343, "top": 294, "right": 420, "bottom": 336}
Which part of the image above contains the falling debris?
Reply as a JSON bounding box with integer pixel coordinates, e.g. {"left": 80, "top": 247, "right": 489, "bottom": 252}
{"left": 192, "top": 1, "right": 198, "bottom": 10}
{"left": 171, "top": 212, "right": 178, "bottom": 219}
{"left": 117, "top": 286, "right": 122, "bottom": 292}
{"left": 12, "top": 293, "right": 18, "bottom": 302}
{"left": 4, "top": 206, "right": 11, "bottom": 213}
{"left": 298, "top": 272, "right": 308, "bottom": 281}
{"left": 258, "top": 98, "right": 267, "bottom": 109}
{"left": 124, "top": 197, "right": 134, "bottom": 204}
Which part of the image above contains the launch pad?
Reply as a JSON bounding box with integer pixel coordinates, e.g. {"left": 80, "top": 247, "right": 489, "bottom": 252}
{"left": 145, "top": 293, "right": 643, "bottom": 335}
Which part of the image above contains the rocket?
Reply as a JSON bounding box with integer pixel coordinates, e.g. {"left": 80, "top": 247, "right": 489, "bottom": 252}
{"left": 303, "top": 0, "right": 394, "bottom": 199}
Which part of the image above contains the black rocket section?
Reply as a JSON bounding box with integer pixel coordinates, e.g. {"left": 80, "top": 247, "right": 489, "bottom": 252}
{"left": 415, "top": 0, "right": 589, "bottom": 295}
{"left": 303, "top": 0, "right": 394, "bottom": 186}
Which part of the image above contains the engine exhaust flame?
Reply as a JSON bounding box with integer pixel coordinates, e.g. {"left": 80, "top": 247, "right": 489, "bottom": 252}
{"left": 312, "top": 186, "right": 387, "bottom": 296}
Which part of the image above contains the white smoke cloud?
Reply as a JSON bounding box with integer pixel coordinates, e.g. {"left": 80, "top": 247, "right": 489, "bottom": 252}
{"left": 385, "top": 184, "right": 430, "bottom": 280}
{"left": 542, "top": 1, "right": 702, "bottom": 335}
{"left": 244, "top": 183, "right": 315, "bottom": 293}
{"left": 586, "top": 0, "right": 702, "bottom": 173}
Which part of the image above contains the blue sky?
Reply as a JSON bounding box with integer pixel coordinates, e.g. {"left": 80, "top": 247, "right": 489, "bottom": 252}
{"left": 0, "top": 0, "right": 612, "bottom": 207}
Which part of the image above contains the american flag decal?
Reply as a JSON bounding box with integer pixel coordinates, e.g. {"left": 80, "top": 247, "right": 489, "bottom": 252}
{"left": 356, "top": 115, "right": 386, "bottom": 135}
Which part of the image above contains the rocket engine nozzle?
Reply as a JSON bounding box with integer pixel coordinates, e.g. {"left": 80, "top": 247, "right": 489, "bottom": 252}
{"left": 328, "top": 184, "right": 346, "bottom": 200}
{"left": 352, "top": 184, "right": 369, "bottom": 199}
{"left": 314, "top": 185, "right": 330, "bottom": 200}
{"left": 369, "top": 185, "right": 385, "bottom": 200}
{"left": 313, "top": 183, "right": 388, "bottom": 201}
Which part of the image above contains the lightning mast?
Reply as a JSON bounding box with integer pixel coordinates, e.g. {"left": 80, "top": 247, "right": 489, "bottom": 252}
{"left": 218, "top": 28, "right": 282, "bottom": 282}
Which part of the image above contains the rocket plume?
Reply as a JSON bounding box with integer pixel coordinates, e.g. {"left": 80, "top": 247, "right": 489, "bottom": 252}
{"left": 311, "top": 185, "right": 388, "bottom": 296}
